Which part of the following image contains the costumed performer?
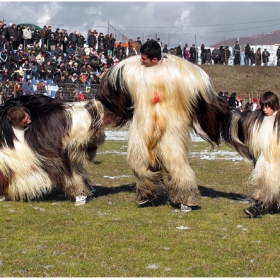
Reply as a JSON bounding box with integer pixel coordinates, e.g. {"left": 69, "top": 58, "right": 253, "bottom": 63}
{"left": 96, "top": 39, "right": 229, "bottom": 212}
{"left": 0, "top": 94, "right": 105, "bottom": 205}
{"left": 222, "top": 91, "right": 280, "bottom": 218}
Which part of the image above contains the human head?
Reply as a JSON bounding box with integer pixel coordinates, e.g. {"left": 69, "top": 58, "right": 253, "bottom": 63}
{"left": 140, "top": 39, "right": 162, "bottom": 67}
{"left": 7, "top": 106, "right": 31, "bottom": 127}
{"left": 260, "top": 91, "right": 279, "bottom": 116}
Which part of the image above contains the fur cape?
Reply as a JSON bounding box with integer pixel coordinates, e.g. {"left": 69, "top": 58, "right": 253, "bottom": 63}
{"left": 96, "top": 54, "right": 229, "bottom": 206}
{"left": 0, "top": 94, "right": 105, "bottom": 201}
{"left": 222, "top": 108, "right": 280, "bottom": 208}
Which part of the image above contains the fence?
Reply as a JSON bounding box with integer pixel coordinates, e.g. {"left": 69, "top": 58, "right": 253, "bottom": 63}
{"left": 0, "top": 81, "right": 99, "bottom": 103}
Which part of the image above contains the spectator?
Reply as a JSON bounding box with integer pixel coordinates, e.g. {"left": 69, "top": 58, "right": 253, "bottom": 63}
{"left": 262, "top": 48, "right": 270, "bottom": 66}
{"left": 255, "top": 48, "right": 262, "bottom": 66}
{"left": 48, "top": 33, "right": 57, "bottom": 53}
{"left": 200, "top": 44, "right": 206, "bottom": 64}
{"left": 106, "top": 33, "right": 116, "bottom": 57}
{"left": 1, "top": 69, "right": 10, "bottom": 81}
{"left": 176, "top": 44, "right": 183, "bottom": 58}
{"left": 32, "top": 28, "right": 41, "bottom": 45}
{"left": 40, "top": 25, "right": 47, "bottom": 47}
{"left": 14, "top": 81, "right": 23, "bottom": 97}
{"left": 189, "top": 44, "right": 196, "bottom": 63}
{"left": 250, "top": 47, "right": 255, "bottom": 65}
{"left": 162, "top": 44, "right": 168, "bottom": 54}
{"left": 22, "top": 25, "right": 32, "bottom": 49}
{"left": 22, "top": 59, "right": 32, "bottom": 80}
{"left": 44, "top": 60, "right": 54, "bottom": 80}
{"left": 9, "top": 24, "right": 19, "bottom": 50}
{"left": 77, "top": 33, "right": 85, "bottom": 49}
{"left": 22, "top": 79, "right": 34, "bottom": 95}
{"left": 37, "top": 80, "right": 47, "bottom": 95}
{"left": 244, "top": 43, "right": 251, "bottom": 65}
{"left": 233, "top": 41, "right": 240, "bottom": 65}
{"left": 244, "top": 97, "right": 253, "bottom": 111}
{"left": 228, "top": 92, "right": 237, "bottom": 108}
{"left": 45, "top": 26, "right": 53, "bottom": 50}
{"left": 30, "top": 61, "right": 39, "bottom": 80}
{"left": 66, "top": 43, "right": 75, "bottom": 55}
{"left": 252, "top": 97, "right": 259, "bottom": 111}
{"left": 106, "top": 54, "right": 114, "bottom": 68}
{"left": 276, "top": 45, "right": 280, "bottom": 66}
{"left": 211, "top": 46, "right": 220, "bottom": 64}
{"left": 54, "top": 44, "right": 63, "bottom": 58}
{"left": 62, "top": 29, "right": 69, "bottom": 51}
{"left": 69, "top": 30, "right": 78, "bottom": 50}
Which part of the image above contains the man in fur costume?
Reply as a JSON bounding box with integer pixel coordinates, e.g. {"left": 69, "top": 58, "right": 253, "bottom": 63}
{"left": 0, "top": 94, "right": 105, "bottom": 205}
{"left": 96, "top": 39, "right": 229, "bottom": 212}
{"left": 222, "top": 91, "right": 280, "bottom": 218}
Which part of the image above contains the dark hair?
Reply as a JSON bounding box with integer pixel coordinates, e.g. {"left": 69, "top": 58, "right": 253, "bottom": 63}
{"left": 7, "top": 106, "right": 30, "bottom": 126}
{"left": 140, "top": 39, "right": 162, "bottom": 60}
{"left": 259, "top": 91, "right": 279, "bottom": 111}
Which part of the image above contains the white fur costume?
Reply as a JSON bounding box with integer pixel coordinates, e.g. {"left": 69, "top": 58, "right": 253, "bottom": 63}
{"left": 96, "top": 54, "right": 229, "bottom": 206}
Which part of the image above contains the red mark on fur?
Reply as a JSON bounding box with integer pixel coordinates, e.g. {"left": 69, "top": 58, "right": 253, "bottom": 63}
{"left": 152, "top": 94, "right": 160, "bottom": 104}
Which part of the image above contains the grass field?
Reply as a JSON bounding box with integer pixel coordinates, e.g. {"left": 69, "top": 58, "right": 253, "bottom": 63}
{"left": 0, "top": 131, "right": 279, "bottom": 277}
{"left": 1, "top": 64, "right": 280, "bottom": 277}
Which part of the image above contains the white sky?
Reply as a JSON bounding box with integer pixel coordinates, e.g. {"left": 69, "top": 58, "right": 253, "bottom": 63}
{"left": 1, "top": 1, "right": 280, "bottom": 47}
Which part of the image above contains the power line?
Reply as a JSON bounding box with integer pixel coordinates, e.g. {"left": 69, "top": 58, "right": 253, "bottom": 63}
{"left": 121, "top": 18, "right": 280, "bottom": 29}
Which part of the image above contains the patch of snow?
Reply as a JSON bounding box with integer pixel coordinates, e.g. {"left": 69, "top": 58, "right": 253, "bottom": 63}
{"left": 176, "top": 226, "right": 191, "bottom": 230}
{"left": 146, "top": 264, "right": 159, "bottom": 269}
{"left": 104, "top": 129, "right": 243, "bottom": 161}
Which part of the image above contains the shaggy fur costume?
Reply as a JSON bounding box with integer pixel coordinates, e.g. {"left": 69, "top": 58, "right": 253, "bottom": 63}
{"left": 96, "top": 54, "right": 229, "bottom": 206}
{"left": 222, "top": 108, "right": 280, "bottom": 209}
{"left": 0, "top": 94, "right": 105, "bottom": 201}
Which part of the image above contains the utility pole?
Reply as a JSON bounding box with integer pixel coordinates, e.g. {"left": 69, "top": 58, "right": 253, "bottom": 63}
{"left": 155, "top": 34, "right": 157, "bottom": 40}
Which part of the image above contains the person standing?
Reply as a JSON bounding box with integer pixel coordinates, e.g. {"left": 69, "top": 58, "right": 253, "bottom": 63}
{"left": 276, "top": 46, "right": 280, "bottom": 66}
{"left": 69, "top": 30, "right": 78, "bottom": 51}
{"left": 184, "top": 43, "right": 190, "bottom": 61}
{"left": 255, "top": 48, "right": 262, "bottom": 66}
{"left": 45, "top": 26, "right": 53, "bottom": 50}
{"left": 106, "top": 33, "right": 116, "bottom": 57}
{"left": 162, "top": 44, "right": 168, "bottom": 54}
{"left": 88, "top": 31, "right": 97, "bottom": 50}
{"left": 244, "top": 97, "right": 253, "bottom": 111}
{"left": 32, "top": 28, "right": 41, "bottom": 46}
{"left": 22, "top": 25, "right": 32, "bottom": 49}
{"left": 262, "top": 48, "right": 270, "bottom": 66}
{"left": 249, "top": 47, "right": 255, "bottom": 65}
{"left": 200, "top": 44, "right": 206, "bottom": 64}
{"left": 189, "top": 44, "right": 196, "bottom": 63}
{"left": 211, "top": 46, "right": 220, "bottom": 64}
{"left": 233, "top": 41, "right": 240, "bottom": 65}
{"left": 40, "top": 26, "right": 47, "bottom": 47}
{"left": 9, "top": 24, "right": 19, "bottom": 50}
{"left": 244, "top": 43, "right": 251, "bottom": 65}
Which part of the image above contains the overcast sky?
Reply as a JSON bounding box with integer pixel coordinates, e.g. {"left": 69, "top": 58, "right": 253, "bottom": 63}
{"left": 1, "top": 1, "right": 280, "bottom": 47}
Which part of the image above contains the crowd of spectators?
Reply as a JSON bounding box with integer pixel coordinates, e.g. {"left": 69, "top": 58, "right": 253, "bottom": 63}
{"left": 0, "top": 21, "right": 143, "bottom": 102}
{"left": 0, "top": 20, "right": 279, "bottom": 103}
{"left": 170, "top": 41, "right": 279, "bottom": 66}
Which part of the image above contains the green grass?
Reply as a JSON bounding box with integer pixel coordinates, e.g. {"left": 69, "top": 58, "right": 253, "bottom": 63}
{"left": 0, "top": 137, "right": 279, "bottom": 277}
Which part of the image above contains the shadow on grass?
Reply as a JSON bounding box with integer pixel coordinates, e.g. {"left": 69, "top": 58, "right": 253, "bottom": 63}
{"left": 41, "top": 184, "right": 247, "bottom": 204}
{"left": 199, "top": 185, "right": 247, "bottom": 201}
{"left": 93, "top": 183, "right": 136, "bottom": 197}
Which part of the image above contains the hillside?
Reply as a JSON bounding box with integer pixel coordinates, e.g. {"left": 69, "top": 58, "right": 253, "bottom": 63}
{"left": 213, "top": 29, "right": 280, "bottom": 47}
{"left": 198, "top": 64, "right": 280, "bottom": 100}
